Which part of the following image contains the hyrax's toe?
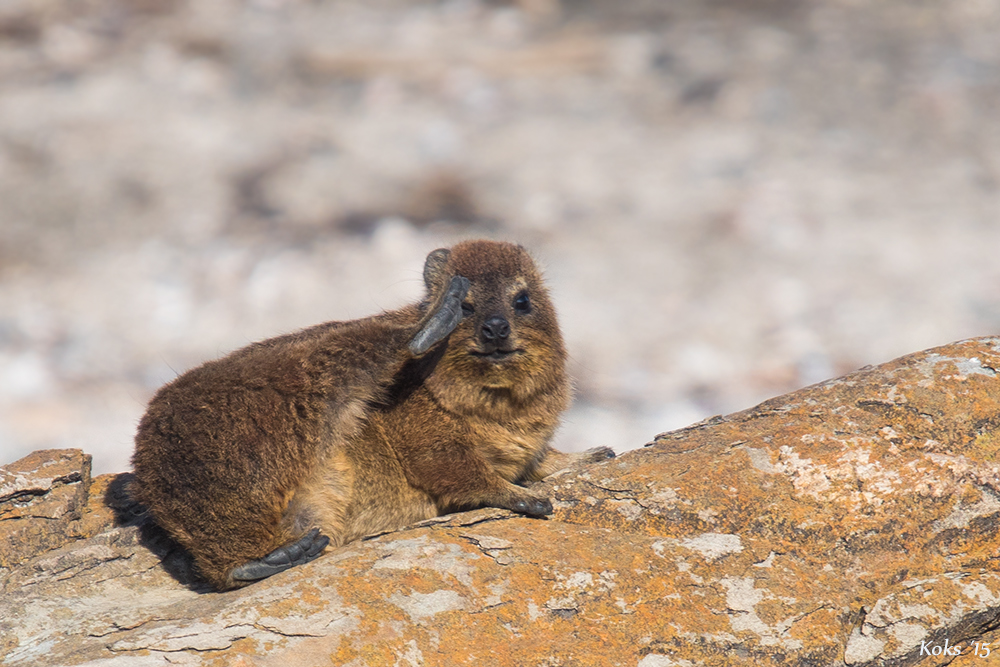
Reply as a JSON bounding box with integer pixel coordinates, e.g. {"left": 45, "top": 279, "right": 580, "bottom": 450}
{"left": 511, "top": 496, "right": 553, "bottom": 517}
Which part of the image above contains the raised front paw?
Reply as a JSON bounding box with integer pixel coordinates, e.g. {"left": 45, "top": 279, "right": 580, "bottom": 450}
{"left": 409, "top": 275, "right": 471, "bottom": 355}
{"left": 230, "top": 528, "right": 330, "bottom": 582}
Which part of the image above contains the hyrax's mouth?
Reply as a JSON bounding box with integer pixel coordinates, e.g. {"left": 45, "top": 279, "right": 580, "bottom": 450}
{"left": 470, "top": 348, "right": 522, "bottom": 363}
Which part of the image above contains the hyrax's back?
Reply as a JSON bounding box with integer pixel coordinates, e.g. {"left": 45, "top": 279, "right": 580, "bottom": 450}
{"left": 132, "top": 240, "right": 613, "bottom": 591}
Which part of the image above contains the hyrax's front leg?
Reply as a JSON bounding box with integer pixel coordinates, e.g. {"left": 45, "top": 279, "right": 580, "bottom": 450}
{"left": 399, "top": 441, "right": 556, "bottom": 518}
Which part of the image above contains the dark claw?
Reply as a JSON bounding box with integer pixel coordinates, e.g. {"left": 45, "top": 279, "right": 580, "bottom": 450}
{"left": 231, "top": 528, "right": 330, "bottom": 582}
{"left": 304, "top": 533, "right": 327, "bottom": 559}
{"left": 409, "top": 276, "right": 470, "bottom": 355}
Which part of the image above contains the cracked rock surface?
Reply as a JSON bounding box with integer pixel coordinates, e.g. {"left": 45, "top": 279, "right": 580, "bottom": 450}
{"left": 7, "top": 338, "right": 1000, "bottom": 665}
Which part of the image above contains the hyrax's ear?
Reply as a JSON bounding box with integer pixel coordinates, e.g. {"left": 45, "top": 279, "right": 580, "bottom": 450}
{"left": 423, "top": 248, "right": 451, "bottom": 289}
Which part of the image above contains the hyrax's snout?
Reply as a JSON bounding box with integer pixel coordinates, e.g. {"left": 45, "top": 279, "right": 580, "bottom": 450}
{"left": 480, "top": 315, "right": 511, "bottom": 345}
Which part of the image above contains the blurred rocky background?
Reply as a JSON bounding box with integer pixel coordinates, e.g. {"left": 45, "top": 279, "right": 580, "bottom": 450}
{"left": 1, "top": 0, "right": 999, "bottom": 475}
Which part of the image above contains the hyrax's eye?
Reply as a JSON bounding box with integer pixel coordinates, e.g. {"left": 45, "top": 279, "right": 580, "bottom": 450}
{"left": 513, "top": 291, "right": 531, "bottom": 314}
{"left": 461, "top": 302, "right": 475, "bottom": 317}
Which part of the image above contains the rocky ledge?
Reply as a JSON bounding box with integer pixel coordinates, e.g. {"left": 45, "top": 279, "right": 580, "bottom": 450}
{"left": 6, "top": 338, "right": 1000, "bottom": 666}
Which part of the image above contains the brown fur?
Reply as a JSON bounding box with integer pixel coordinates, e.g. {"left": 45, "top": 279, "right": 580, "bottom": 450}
{"left": 132, "top": 240, "right": 610, "bottom": 590}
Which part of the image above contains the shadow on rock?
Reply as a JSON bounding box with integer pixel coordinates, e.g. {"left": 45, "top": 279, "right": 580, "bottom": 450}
{"left": 103, "top": 472, "right": 213, "bottom": 593}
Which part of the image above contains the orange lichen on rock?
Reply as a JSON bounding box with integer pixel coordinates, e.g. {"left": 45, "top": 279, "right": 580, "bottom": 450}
{"left": 6, "top": 337, "right": 1000, "bottom": 665}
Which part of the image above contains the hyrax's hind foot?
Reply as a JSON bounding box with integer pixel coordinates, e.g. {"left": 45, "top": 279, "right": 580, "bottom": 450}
{"left": 409, "top": 276, "right": 470, "bottom": 355}
{"left": 231, "top": 528, "right": 330, "bottom": 583}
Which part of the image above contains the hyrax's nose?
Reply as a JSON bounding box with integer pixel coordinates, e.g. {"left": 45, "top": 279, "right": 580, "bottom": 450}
{"left": 480, "top": 315, "right": 510, "bottom": 343}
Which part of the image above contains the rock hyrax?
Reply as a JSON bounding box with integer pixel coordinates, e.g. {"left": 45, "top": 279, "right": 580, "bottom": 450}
{"left": 132, "top": 240, "right": 613, "bottom": 590}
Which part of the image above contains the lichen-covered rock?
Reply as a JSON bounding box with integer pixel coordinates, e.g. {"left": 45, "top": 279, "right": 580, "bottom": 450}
{"left": 6, "top": 338, "right": 1000, "bottom": 666}
{"left": 0, "top": 448, "right": 94, "bottom": 569}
